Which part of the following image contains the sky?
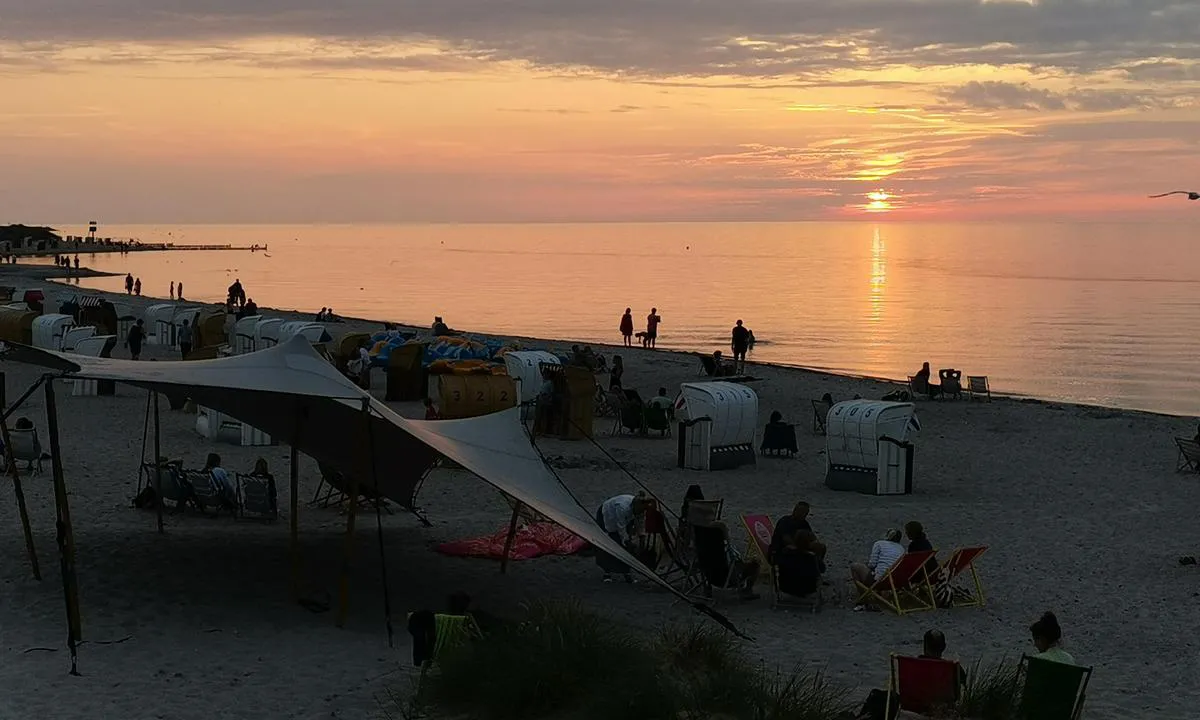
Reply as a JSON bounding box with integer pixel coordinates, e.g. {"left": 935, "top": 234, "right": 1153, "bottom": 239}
{"left": 1, "top": 0, "right": 1198, "bottom": 223}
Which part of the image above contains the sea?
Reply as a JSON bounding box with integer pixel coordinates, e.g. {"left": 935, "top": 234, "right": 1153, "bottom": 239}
{"left": 38, "top": 221, "right": 1200, "bottom": 417}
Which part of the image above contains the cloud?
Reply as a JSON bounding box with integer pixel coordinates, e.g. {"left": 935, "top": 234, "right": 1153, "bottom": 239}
{"left": 2, "top": 0, "right": 1200, "bottom": 79}
{"left": 941, "top": 81, "right": 1191, "bottom": 112}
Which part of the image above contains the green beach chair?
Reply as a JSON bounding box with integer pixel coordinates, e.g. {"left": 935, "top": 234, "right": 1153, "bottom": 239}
{"left": 1017, "top": 654, "right": 1092, "bottom": 720}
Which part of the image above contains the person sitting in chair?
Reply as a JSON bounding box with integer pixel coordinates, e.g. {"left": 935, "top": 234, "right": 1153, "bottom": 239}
{"left": 921, "top": 629, "right": 968, "bottom": 691}
{"left": 250, "top": 457, "right": 277, "bottom": 515}
{"left": 704, "top": 521, "right": 761, "bottom": 600}
{"left": 648, "top": 387, "right": 673, "bottom": 411}
{"left": 769, "top": 501, "right": 827, "bottom": 564}
{"left": 913, "top": 362, "right": 942, "bottom": 398}
{"left": 776, "top": 530, "right": 825, "bottom": 599}
{"left": 850, "top": 528, "right": 905, "bottom": 608}
{"left": 205, "top": 453, "right": 236, "bottom": 509}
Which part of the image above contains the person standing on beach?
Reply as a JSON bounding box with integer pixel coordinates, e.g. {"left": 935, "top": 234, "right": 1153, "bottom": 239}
{"left": 170, "top": 281, "right": 175, "bottom": 300}
{"left": 619, "top": 308, "right": 634, "bottom": 347}
{"left": 177, "top": 281, "right": 184, "bottom": 300}
{"left": 134, "top": 277, "right": 142, "bottom": 296}
{"left": 126, "top": 319, "right": 146, "bottom": 360}
{"left": 646, "top": 308, "right": 661, "bottom": 348}
{"left": 73, "top": 255, "right": 79, "bottom": 271}
{"left": 731, "top": 319, "right": 750, "bottom": 373}
{"left": 178, "top": 319, "right": 194, "bottom": 360}
{"left": 125, "top": 273, "right": 134, "bottom": 294}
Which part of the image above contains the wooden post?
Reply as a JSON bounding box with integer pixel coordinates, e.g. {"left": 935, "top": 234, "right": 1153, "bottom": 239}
{"left": 500, "top": 502, "right": 522, "bottom": 575}
{"left": 289, "top": 443, "right": 299, "bottom": 600}
{"left": 45, "top": 378, "right": 82, "bottom": 673}
{"left": 335, "top": 401, "right": 368, "bottom": 628}
{"left": 152, "top": 392, "right": 163, "bottom": 534}
{"left": 1, "top": 374, "right": 40, "bottom": 580}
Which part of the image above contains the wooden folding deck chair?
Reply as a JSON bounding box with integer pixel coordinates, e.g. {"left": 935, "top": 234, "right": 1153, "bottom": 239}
{"left": 886, "top": 655, "right": 963, "bottom": 719}
{"left": 854, "top": 550, "right": 937, "bottom": 615}
{"left": 1174, "top": 437, "right": 1200, "bottom": 473}
{"left": 1017, "top": 654, "right": 1092, "bottom": 720}
{"left": 967, "top": 375, "right": 991, "bottom": 401}
{"left": 934, "top": 546, "right": 988, "bottom": 608}
{"left": 811, "top": 399, "right": 831, "bottom": 435}
{"left": 665, "top": 499, "right": 724, "bottom": 595}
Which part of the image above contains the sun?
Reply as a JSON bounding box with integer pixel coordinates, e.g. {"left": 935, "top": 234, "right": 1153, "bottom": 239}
{"left": 864, "top": 190, "right": 893, "bottom": 213}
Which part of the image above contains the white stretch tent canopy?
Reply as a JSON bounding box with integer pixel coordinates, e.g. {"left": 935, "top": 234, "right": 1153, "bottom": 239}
{"left": 675, "top": 382, "right": 758, "bottom": 447}
{"left": 0, "top": 337, "right": 738, "bottom": 632}
{"left": 825, "top": 400, "right": 920, "bottom": 495}
{"left": 502, "top": 350, "right": 562, "bottom": 404}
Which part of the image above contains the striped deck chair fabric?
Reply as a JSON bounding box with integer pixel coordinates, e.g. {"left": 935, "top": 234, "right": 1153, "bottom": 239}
{"left": 932, "top": 546, "right": 988, "bottom": 608}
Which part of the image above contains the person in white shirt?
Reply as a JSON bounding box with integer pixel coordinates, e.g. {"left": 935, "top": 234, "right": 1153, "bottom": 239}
{"left": 850, "top": 528, "right": 905, "bottom": 590}
{"left": 594, "top": 492, "right": 649, "bottom": 583}
{"left": 205, "top": 452, "right": 236, "bottom": 508}
{"left": 647, "top": 387, "right": 673, "bottom": 411}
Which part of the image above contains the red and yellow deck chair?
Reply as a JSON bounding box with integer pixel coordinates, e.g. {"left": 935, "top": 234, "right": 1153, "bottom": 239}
{"left": 934, "top": 546, "right": 988, "bottom": 608}
{"left": 739, "top": 513, "right": 775, "bottom": 579}
{"left": 885, "top": 654, "right": 964, "bottom": 719}
{"left": 854, "top": 550, "right": 937, "bottom": 615}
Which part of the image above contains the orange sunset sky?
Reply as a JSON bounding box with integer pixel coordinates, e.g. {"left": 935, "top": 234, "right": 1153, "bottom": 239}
{"left": 1, "top": 0, "right": 1198, "bottom": 223}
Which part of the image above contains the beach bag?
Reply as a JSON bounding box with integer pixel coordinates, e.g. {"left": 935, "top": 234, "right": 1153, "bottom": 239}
{"left": 132, "top": 485, "right": 157, "bottom": 509}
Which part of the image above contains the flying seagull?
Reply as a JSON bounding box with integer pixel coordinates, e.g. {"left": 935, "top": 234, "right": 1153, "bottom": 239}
{"left": 1149, "top": 191, "right": 1199, "bottom": 200}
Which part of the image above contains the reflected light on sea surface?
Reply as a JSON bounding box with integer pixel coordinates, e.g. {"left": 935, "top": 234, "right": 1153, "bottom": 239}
{"left": 869, "top": 226, "right": 887, "bottom": 324}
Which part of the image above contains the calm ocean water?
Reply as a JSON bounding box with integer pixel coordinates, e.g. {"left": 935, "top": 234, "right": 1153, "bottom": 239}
{"left": 42, "top": 222, "right": 1200, "bottom": 416}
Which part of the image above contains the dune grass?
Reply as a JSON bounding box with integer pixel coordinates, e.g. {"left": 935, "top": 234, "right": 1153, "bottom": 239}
{"left": 391, "top": 601, "right": 854, "bottom": 720}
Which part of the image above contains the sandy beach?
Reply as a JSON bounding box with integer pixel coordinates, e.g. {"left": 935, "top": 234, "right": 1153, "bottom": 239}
{"left": 0, "top": 263, "right": 1196, "bottom": 719}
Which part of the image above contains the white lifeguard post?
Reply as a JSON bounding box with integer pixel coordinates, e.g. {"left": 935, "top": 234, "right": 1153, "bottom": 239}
{"left": 824, "top": 400, "right": 920, "bottom": 495}
{"left": 675, "top": 381, "right": 759, "bottom": 471}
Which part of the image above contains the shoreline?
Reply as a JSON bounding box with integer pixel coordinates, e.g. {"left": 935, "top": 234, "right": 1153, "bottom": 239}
{"left": 1, "top": 262, "right": 1195, "bottom": 718}
{"left": 19, "top": 266, "right": 1188, "bottom": 423}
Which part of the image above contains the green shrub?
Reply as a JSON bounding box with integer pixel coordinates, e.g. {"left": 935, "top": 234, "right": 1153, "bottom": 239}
{"left": 957, "top": 657, "right": 1021, "bottom": 720}
{"left": 756, "top": 666, "right": 855, "bottom": 720}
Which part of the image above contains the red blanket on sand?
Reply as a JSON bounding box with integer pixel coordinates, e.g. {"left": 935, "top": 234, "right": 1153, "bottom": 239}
{"left": 437, "top": 522, "right": 587, "bottom": 561}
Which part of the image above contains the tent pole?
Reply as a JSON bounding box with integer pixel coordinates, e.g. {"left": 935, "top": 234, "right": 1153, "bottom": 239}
{"left": 0, "top": 375, "right": 48, "bottom": 426}
{"left": 0, "top": 374, "right": 40, "bottom": 580}
{"left": 152, "top": 392, "right": 163, "bottom": 534}
{"left": 500, "top": 502, "right": 521, "bottom": 575}
{"left": 45, "top": 377, "right": 82, "bottom": 675}
{"left": 335, "top": 401, "right": 367, "bottom": 628}
{"left": 289, "top": 443, "right": 299, "bottom": 600}
{"left": 136, "top": 390, "right": 151, "bottom": 494}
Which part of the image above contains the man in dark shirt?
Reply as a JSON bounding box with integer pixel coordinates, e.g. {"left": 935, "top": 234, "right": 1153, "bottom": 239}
{"left": 731, "top": 320, "right": 750, "bottom": 373}
{"left": 920, "top": 629, "right": 969, "bottom": 693}
{"left": 769, "top": 501, "right": 817, "bottom": 564}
